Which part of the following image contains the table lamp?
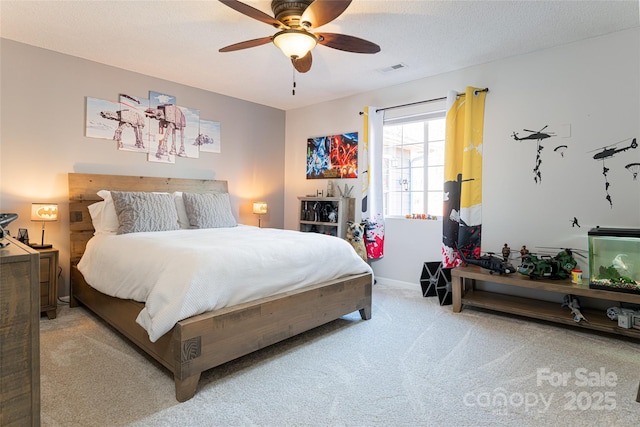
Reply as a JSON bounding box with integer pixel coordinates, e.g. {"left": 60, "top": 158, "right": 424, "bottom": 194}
{"left": 30, "top": 203, "right": 58, "bottom": 249}
{"left": 252, "top": 202, "right": 268, "bottom": 228}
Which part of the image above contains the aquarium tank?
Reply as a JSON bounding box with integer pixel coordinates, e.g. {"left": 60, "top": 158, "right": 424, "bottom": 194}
{"left": 588, "top": 227, "right": 640, "bottom": 294}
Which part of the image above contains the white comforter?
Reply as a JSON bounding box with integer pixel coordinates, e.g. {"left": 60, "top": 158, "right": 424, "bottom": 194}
{"left": 77, "top": 226, "right": 372, "bottom": 342}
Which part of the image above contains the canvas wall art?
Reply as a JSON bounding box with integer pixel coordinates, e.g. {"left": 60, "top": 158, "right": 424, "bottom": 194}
{"left": 307, "top": 132, "right": 358, "bottom": 179}
{"left": 197, "top": 119, "right": 222, "bottom": 153}
{"left": 85, "top": 97, "right": 121, "bottom": 141}
{"left": 85, "top": 90, "right": 220, "bottom": 164}
{"left": 117, "top": 94, "right": 151, "bottom": 153}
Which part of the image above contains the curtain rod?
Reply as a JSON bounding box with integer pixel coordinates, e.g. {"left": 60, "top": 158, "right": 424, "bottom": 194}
{"left": 358, "top": 88, "right": 489, "bottom": 115}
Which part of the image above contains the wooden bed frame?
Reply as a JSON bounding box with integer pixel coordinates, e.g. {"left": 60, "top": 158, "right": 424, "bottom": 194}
{"left": 68, "top": 173, "right": 372, "bottom": 402}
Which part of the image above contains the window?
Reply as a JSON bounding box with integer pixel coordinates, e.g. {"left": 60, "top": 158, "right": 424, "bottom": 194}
{"left": 383, "top": 111, "right": 445, "bottom": 218}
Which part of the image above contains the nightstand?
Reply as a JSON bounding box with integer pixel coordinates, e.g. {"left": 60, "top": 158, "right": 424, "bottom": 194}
{"left": 35, "top": 246, "right": 59, "bottom": 319}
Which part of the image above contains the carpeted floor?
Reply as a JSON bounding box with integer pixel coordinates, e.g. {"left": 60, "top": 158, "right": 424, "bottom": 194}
{"left": 40, "top": 282, "right": 640, "bottom": 426}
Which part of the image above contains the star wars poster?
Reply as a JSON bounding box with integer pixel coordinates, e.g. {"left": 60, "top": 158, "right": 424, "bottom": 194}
{"left": 306, "top": 132, "right": 358, "bottom": 179}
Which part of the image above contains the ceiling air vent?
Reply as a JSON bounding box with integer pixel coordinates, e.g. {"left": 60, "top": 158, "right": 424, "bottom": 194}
{"left": 378, "top": 63, "right": 408, "bottom": 74}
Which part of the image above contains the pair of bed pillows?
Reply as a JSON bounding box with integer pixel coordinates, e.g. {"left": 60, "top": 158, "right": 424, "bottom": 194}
{"left": 88, "top": 190, "right": 237, "bottom": 235}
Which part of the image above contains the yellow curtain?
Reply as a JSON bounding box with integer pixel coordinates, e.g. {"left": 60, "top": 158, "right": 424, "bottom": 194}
{"left": 442, "top": 87, "right": 487, "bottom": 268}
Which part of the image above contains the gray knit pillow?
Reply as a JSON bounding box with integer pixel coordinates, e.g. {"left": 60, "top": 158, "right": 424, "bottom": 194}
{"left": 182, "top": 192, "right": 237, "bottom": 229}
{"left": 110, "top": 191, "right": 179, "bottom": 234}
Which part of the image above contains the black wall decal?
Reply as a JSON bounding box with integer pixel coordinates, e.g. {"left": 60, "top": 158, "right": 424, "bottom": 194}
{"left": 511, "top": 125, "right": 556, "bottom": 183}
{"left": 589, "top": 138, "right": 638, "bottom": 208}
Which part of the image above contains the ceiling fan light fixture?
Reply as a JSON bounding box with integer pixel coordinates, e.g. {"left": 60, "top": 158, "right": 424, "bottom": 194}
{"left": 273, "top": 30, "right": 317, "bottom": 59}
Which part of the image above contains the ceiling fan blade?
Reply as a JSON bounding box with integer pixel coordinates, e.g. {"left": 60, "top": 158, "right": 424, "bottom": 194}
{"left": 292, "top": 51, "right": 312, "bottom": 73}
{"left": 219, "top": 36, "right": 273, "bottom": 53}
{"left": 219, "top": 0, "right": 287, "bottom": 29}
{"left": 317, "top": 33, "right": 380, "bottom": 54}
{"left": 300, "top": 0, "right": 352, "bottom": 29}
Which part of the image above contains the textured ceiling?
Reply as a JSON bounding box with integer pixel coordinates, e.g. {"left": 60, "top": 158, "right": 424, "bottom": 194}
{"left": 1, "top": 1, "right": 638, "bottom": 111}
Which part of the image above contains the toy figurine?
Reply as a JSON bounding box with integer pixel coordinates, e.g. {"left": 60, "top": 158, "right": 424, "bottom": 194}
{"left": 326, "top": 180, "right": 335, "bottom": 197}
{"left": 0, "top": 225, "right": 9, "bottom": 248}
{"left": 337, "top": 184, "right": 354, "bottom": 198}
{"left": 325, "top": 204, "right": 338, "bottom": 223}
{"left": 502, "top": 244, "right": 511, "bottom": 261}
{"left": 520, "top": 245, "right": 530, "bottom": 260}
{"left": 562, "top": 295, "right": 587, "bottom": 323}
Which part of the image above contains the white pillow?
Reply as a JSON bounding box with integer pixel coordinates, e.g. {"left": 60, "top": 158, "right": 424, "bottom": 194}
{"left": 172, "top": 192, "right": 190, "bottom": 229}
{"left": 87, "top": 195, "right": 119, "bottom": 235}
{"left": 87, "top": 200, "right": 106, "bottom": 234}
{"left": 97, "top": 190, "right": 120, "bottom": 234}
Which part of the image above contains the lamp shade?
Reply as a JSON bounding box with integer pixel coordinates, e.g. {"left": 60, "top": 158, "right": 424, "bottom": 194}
{"left": 253, "top": 202, "right": 268, "bottom": 215}
{"left": 273, "top": 30, "right": 317, "bottom": 59}
{"left": 31, "top": 203, "right": 58, "bottom": 222}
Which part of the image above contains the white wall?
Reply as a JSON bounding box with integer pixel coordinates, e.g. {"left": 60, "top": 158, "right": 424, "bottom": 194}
{"left": 284, "top": 28, "right": 640, "bottom": 286}
{"left": 0, "top": 39, "right": 286, "bottom": 296}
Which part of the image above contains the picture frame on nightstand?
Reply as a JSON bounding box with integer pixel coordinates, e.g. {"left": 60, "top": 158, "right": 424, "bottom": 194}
{"left": 17, "top": 228, "right": 29, "bottom": 244}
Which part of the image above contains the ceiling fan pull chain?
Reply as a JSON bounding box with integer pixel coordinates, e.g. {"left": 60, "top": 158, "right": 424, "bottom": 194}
{"left": 292, "top": 67, "right": 296, "bottom": 96}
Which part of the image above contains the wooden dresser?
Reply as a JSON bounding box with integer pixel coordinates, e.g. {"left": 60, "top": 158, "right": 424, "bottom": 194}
{"left": 0, "top": 236, "right": 40, "bottom": 426}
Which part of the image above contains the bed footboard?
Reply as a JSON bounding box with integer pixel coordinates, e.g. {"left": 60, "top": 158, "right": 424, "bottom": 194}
{"left": 170, "top": 272, "right": 372, "bottom": 401}
{"left": 72, "top": 267, "right": 372, "bottom": 402}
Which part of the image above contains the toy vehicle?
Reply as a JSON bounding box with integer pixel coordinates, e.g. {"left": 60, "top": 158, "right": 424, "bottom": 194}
{"left": 0, "top": 213, "right": 18, "bottom": 248}
{"left": 458, "top": 250, "right": 516, "bottom": 275}
{"left": 517, "top": 249, "right": 578, "bottom": 280}
{"left": 0, "top": 213, "right": 18, "bottom": 227}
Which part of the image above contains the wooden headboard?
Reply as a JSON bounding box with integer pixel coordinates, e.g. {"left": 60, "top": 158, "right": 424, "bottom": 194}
{"left": 68, "top": 173, "right": 228, "bottom": 266}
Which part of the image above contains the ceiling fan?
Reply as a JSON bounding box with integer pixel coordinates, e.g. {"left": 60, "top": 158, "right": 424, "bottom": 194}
{"left": 218, "top": 0, "right": 380, "bottom": 73}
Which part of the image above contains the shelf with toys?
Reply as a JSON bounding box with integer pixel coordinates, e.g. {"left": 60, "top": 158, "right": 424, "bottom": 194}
{"left": 298, "top": 196, "right": 354, "bottom": 239}
{"left": 451, "top": 265, "right": 640, "bottom": 339}
{"left": 450, "top": 228, "right": 640, "bottom": 339}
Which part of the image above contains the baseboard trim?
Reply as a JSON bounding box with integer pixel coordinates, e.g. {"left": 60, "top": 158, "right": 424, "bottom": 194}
{"left": 374, "top": 277, "right": 418, "bottom": 290}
